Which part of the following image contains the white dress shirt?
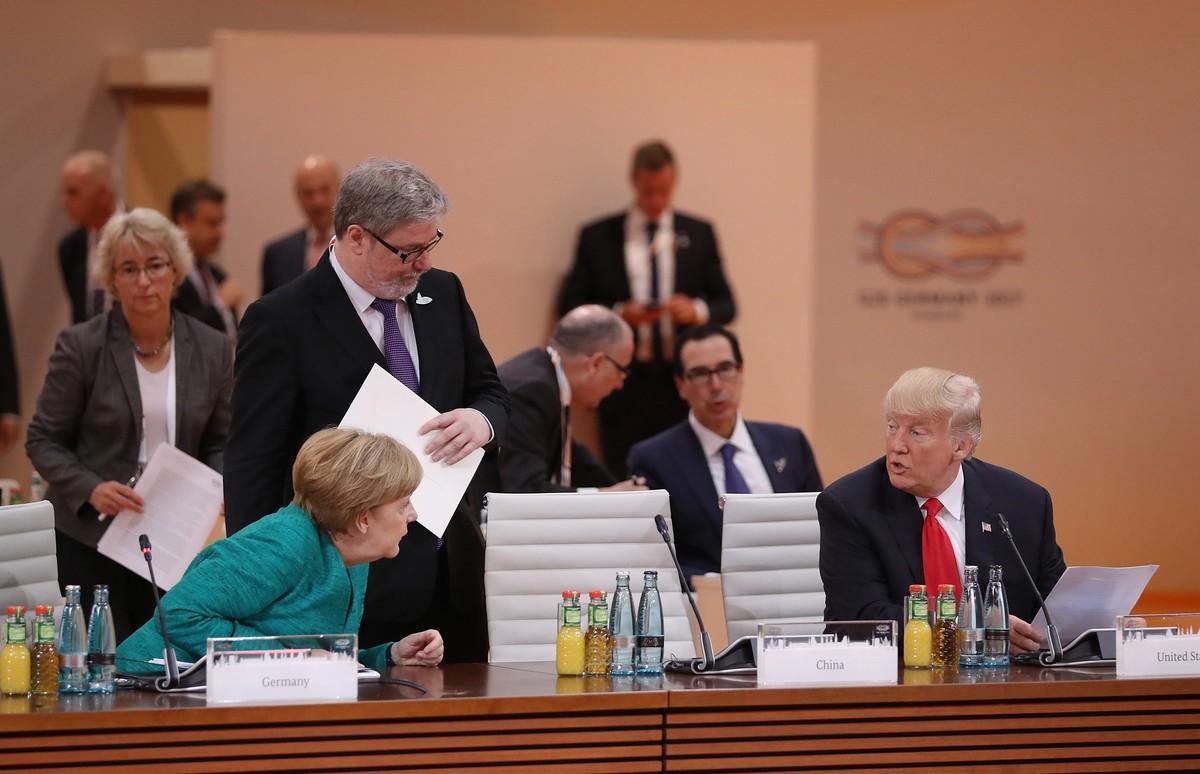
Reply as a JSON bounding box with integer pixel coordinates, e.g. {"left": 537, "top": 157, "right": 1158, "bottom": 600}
{"left": 916, "top": 464, "right": 967, "bottom": 585}
{"left": 688, "top": 412, "right": 774, "bottom": 495}
{"left": 329, "top": 244, "right": 421, "bottom": 377}
{"left": 328, "top": 242, "right": 493, "bottom": 441}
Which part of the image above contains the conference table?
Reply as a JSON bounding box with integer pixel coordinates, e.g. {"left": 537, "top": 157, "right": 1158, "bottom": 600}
{"left": 2, "top": 661, "right": 1198, "bottom": 772}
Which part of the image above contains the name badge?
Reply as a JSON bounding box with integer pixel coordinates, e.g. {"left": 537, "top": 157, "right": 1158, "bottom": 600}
{"left": 757, "top": 621, "right": 898, "bottom": 686}
{"left": 206, "top": 634, "right": 359, "bottom": 705}
{"left": 1117, "top": 614, "right": 1200, "bottom": 677}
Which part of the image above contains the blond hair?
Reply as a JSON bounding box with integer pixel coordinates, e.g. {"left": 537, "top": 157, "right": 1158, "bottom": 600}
{"left": 884, "top": 367, "right": 982, "bottom": 452}
{"left": 292, "top": 428, "right": 422, "bottom": 534}
{"left": 92, "top": 208, "right": 194, "bottom": 295}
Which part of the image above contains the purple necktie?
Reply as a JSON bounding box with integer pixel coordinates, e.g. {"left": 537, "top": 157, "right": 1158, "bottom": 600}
{"left": 721, "top": 443, "right": 751, "bottom": 494}
{"left": 369, "top": 297, "right": 419, "bottom": 392}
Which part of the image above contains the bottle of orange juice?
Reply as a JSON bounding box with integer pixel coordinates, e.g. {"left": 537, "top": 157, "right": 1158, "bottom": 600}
{"left": 555, "top": 591, "right": 584, "bottom": 676}
{"left": 903, "top": 584, "right": 932, "bottom": 668}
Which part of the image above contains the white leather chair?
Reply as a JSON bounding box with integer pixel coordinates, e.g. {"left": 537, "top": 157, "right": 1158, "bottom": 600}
{"left": 0, "top": 500, "right": 61, "bottom": 610}
{"left": 484, "top": 489, "right": 697, "bottom": 663}
{"left": 719, "top": 492, "right": 824, "bottom": 641}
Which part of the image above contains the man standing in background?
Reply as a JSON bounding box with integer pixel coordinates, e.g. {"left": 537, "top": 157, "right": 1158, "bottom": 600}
{"left": 58, "top": 151, "right": 120, "bottom": 324}
{"left": 170, "top": 179, "right": 242, "bottom": 346}
{"left": 559, "top": 140, "right": 736, "bottom": 477}
{"left": 261, "top": 155, "right": 341, "bottom": 295}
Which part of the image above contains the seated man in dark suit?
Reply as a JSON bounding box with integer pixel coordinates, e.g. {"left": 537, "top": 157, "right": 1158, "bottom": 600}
{"left": 559, "top": 140, "right": 736, "bottom": 478}
{"left": 170, "top": 179, "right": 241, "bottom": 345}
{"left": 628, "top": 324, "right": 822, "bottom": 584}
{"left": 261, "top": 155, "right": 341, "bottom": 295}
{"left": 817, "top": 366, "right": 1066, "bottom": 655}
{"left": 497, "top": 304, "right": 646, "bottom": 493}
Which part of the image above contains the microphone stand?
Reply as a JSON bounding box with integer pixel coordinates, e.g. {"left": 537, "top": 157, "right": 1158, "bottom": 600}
{"left": 139, "top": 534, "right": 179, "bottom": 688}
{"left": 654, "top": 514, "right": 716, "bottom": 671}
{"left": 995, "top": 514, "right": 1064, "bottom": 665}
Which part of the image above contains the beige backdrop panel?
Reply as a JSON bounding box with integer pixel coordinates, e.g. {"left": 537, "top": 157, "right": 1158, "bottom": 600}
{"left": 209, "top": 31, "right": 816, "bottom": 433}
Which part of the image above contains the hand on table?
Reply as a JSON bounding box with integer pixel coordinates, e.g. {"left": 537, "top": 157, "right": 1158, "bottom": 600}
{"left": 601, "top": 477, "right": 648, "bottom": 492}
{"left": 1008, "top": 614, "right": 1044, "bottom": 654}
{"left": 392, "top": 629, "right": 444, "bottom": 666}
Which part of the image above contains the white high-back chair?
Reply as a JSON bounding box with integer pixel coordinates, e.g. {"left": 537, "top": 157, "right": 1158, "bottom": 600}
{"left": 719, "top": 492, "right": 824, "bottom": 641}
{"left": 484, "top": 489, "right": 697, "bottom": 663}
{"left": 0, "top": 500, "right": 61, "bottom": 610}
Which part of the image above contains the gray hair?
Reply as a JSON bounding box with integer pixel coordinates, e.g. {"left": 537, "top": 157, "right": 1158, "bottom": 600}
{"left": 551, "top": 305, "right": 630, "bottom": 356}
{"left": 884, "top": 366, "right": 982, "bottom": 452}
{"left": 92, "top": 208, "right": 194, "bottom": 295}
{"left": 333, "top": 158, "right": 448, "bottom": 238}
{"left": 63, "top": 150, "right": 120, "bottom": 193}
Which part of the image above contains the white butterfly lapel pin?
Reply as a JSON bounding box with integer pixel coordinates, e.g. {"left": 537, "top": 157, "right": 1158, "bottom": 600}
{"left": 416, "top": 293, "right": 433, "bottom": 305}
{"left": 774, "top": 458, "right": 787, "bottom": 473}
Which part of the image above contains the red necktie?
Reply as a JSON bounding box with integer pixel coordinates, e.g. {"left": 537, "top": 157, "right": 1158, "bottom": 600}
{"left": 921, "top": 497, "right": 959, "bottom": 601}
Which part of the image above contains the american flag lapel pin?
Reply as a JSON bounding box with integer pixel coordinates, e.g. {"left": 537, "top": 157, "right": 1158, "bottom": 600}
{"left": 982, "top": 521, "right": 992, "bottom": 533}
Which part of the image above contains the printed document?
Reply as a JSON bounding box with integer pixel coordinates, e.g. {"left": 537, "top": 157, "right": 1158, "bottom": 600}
{"left": 339, "top": 364, "right": 483, "bottom": 538}
{"left": 1031, "top": 565, "right": 1158, "bottom": 644}
{"left": 97, "top": 444, "right": 224, "bottom": 590}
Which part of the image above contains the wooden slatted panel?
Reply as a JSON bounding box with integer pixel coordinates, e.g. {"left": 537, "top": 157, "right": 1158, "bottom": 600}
{"left": 1, "top": 710, "right": 665, "bottom": 772}
{"left": 666, "top": 688, "right": 1200, "bottom": 772}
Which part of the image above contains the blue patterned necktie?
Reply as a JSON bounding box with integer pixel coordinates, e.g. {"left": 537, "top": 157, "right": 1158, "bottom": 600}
{"left": 720, "top": 442, "right": 751, "bottom": 494}
{"left": 369, "top": 297, "right": 419, "bottom": 392}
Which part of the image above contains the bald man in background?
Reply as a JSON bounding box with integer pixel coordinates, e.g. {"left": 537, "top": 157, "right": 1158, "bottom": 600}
{"left": 58, "top": 151, "right": 121, "bottom": 323}
{"left": 261, "top": 156, "right": 341, "bottom": 295}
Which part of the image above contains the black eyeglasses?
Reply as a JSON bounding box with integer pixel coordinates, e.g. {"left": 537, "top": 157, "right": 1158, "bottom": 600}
{"left": 362, "top": 226, "right": 443, "bottom": 264}
{"left": 682, "top": 361, "right": 741, "bottom": 384}
{"left": 603, "top": 353, "right": 632, "bottom": 377}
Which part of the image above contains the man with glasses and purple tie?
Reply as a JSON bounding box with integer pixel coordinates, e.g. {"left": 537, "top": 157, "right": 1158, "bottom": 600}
{"left": 224, "top": 158, "right": 508, "bottom": 662}
{"left": 627, "top": 324, "right": 822, "bottom": 587}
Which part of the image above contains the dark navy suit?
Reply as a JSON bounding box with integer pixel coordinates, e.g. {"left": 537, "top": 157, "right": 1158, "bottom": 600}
{"left": 817, "top": 457, "right": 1066, "bottom": 627}
{"left": 260, "top": 227, "right": 307, "bottom": 296}
{"left": 627, "top": 420, "right": 822, "bottom": 582}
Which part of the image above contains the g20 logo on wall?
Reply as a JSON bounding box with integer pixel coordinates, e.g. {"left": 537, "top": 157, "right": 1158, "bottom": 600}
{"left": 859, "top": 209, "right": 1024, "bottom": 281}
{"left": 856, "top": 209, "right": 1025, "bottom": 319}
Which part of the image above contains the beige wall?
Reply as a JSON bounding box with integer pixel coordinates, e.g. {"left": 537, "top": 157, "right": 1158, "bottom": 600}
{"left": 3, "top": 1, "right": 1198, "bottom": 594}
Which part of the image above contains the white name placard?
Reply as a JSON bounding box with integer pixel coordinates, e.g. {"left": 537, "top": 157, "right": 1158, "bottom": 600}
{"left": 207, "top": 655, "right": 357, "bottom": 704}
{"left": 1117, "top": 634, "right": 1200, "bottom": 677}
{"left": 758, "top": 642, "right": 897, "bottom": 686}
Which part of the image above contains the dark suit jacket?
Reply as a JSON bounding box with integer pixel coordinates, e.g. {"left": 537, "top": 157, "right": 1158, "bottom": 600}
{"left": 261, "top": 227, "right": 307, "bottom": 296}
{"left": 0, "top": 262, "right": 17, "bottom": 415}
{"left": 25, "top": 308, "right": 232, "bottom": 548}
{"left": 816, "top": 457, "right": 1066, "bottom": 627}
{"left": 58, "top": 226, "right": 91, "bottom": 325}
{"left": 173, "top": 263, "right": 236, "bottom": 336}
{"left": 496, "top": 347, "right": 615, "bottom": 493}
{"left": 223, "top": 253, "right": 509, "bottom": 641}
{"left": 627, "top": 420, "right": 823, "bottom": 581}
{"left": 558, "top": 211, "right": 736, "bottom": 325}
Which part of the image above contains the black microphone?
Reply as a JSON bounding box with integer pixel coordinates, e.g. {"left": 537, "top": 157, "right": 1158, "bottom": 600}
{"left": 994, "top": 513, "right": 1063, "bottom": 665}
{"left": 139, "top": 534, "right": 179, "bottom": 688}
{"left": 653, "top": 514, "right": 716, "bottom": 672}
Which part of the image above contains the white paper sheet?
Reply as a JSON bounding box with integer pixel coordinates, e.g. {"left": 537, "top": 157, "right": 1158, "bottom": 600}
{"left": 339, "top": 364, "right": 483, "bottom": 539}
{"left": 1032, "top": 564, "right": 1158, "bottom": 644}
{"left": 97, "top": 444, "right": 224, "bottom": 590}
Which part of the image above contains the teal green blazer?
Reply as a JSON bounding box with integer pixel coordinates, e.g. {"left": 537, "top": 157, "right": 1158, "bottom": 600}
{"left": 117, "top": 504, "right": 391, "bottom": 672}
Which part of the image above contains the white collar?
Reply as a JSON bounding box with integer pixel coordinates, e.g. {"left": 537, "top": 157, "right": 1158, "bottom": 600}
{"left": 917, "top": 463, "right": 966, "bottom": 521}
{"left": 329, "top": 242, "right": 377, "bottom": 315}
{"left": 626, "top": 207, "right": 674, "bottom": 240}
{"left": 688, "top": 411, "right": 753, "bottom": 460}
{"left": 545, "top": 346, "right": 571, "bottom": 407}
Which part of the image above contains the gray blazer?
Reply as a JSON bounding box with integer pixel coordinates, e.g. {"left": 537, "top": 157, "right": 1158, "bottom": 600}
{"left": 26, "top": 307, "right": 232, "bottom": 549}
